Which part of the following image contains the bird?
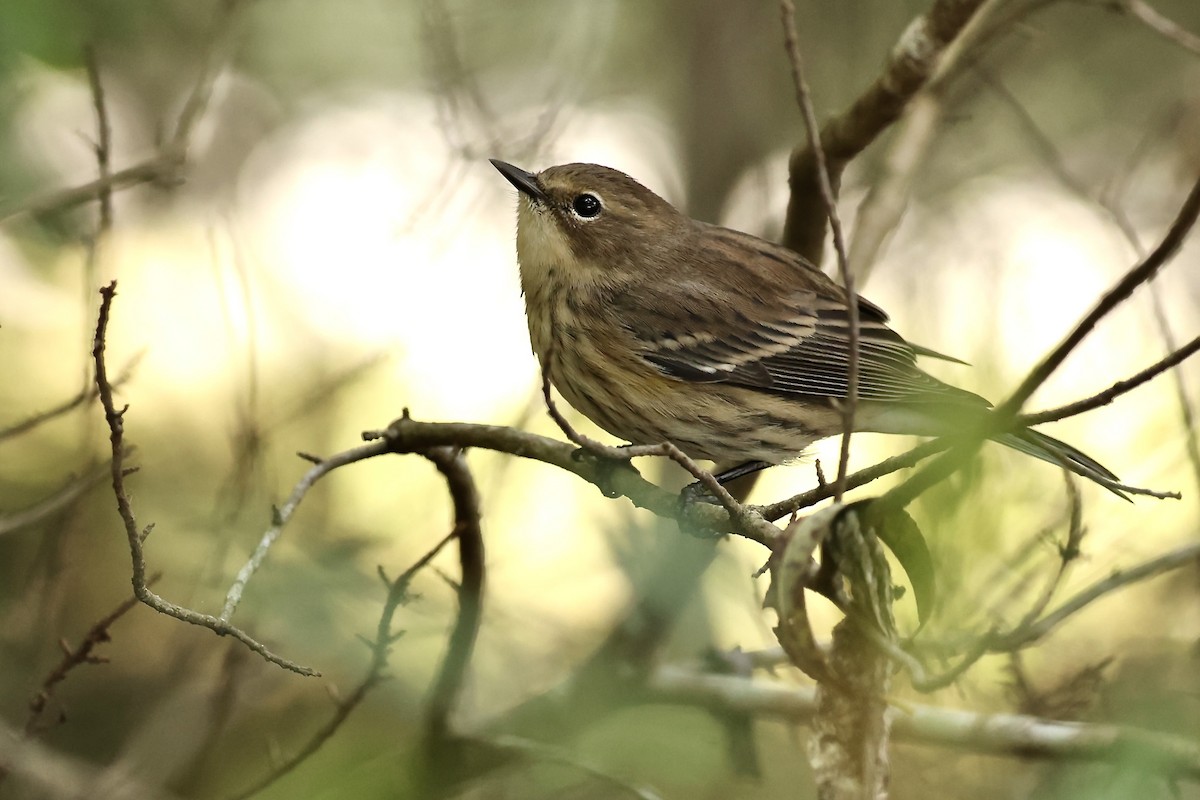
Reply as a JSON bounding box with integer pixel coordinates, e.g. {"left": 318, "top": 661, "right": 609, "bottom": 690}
{"left": 490, "top": 158, "right": 1126, "bottom": 497}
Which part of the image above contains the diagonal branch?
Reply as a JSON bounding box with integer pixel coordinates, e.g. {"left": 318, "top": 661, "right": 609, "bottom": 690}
{"left": 224, "top": 530, "right": 459, "bottom": 800}
{"left": 997, "top": 175, "right": 1200, "bottom": 416}
{"left": 1020, "top": 334, "right": 1200, "bottom": 426}
{"left": 881, "top": 176, "right": 1200, "bottom": 508}
{"left": 93, "top": 281, "right": 317, "bottom": 677}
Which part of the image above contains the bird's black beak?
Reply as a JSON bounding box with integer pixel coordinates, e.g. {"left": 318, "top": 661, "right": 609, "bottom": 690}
{"left": 490, "top": 159, "right": 549, "bottom": 204}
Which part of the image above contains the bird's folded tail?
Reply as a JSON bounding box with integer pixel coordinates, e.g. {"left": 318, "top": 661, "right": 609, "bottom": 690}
{"left": 996, "top": 429, "right": 1130, "bottom": 501}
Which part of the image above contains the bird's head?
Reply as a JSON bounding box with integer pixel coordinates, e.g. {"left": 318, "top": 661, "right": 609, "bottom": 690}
{"left": 491, "top": 159, "right": 688, "bottom": 290}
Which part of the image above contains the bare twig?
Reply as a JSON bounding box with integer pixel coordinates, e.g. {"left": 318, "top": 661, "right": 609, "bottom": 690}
{"left": 991, "top": 539, "right": 1200, "bottom": 650}
{"left": 0, "top": 718, "right": 182, "bottom": 800}
{"left": 83, "top": 45, "right": 114, "bottom": 237}
{"left": 219, "top": 439, "right": 391, "bottom": 622}
{"left": 24, "top": 578, "right": 158, "bottom": 736}
{"left": 93, "top": 281, "right": 317, "bottom": 677}
{"left": 779, "top": 0, "right": 860, "bottom": 502}
{"left": 374, "top": 414, "right": 950, "bottom": 539}
{"left": 648, "top": 667, "right": 1200, "bottom": 778}
{"left": 998, "top": 176, "right": 1200, "bottom": 415}
{"left": 880, "top": 177, "right": 1200, "bottom": 508}
{"left": 977, "top": 66, "right": 1200, "bottom": 493}
{"left": 225, "top": 530, "right": 458, "bottom": 800}
{"left": 1020, "top": 334, "right": 1200, "bottom": 425}
{"left": 761, "top": 438, "right": 952, "bottom": 521}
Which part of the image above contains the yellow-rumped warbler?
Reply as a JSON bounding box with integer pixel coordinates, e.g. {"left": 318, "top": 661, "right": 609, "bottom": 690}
{"left": 491, "top": 159, "right": 1124, "bottom": 495}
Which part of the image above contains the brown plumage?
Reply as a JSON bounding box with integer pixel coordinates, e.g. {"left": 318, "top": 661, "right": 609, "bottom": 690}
{"left": 492, "top": 159, "right": 1124, "bottom": 495}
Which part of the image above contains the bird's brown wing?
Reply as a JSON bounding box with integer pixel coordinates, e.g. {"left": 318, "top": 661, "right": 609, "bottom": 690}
{"left": 618, "top": 224, "right": 986, "bottom": 407}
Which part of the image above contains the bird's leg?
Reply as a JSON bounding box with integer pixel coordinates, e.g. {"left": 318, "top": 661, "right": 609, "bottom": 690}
{"left": 680, "top": 460, "right": 772, "bottom": 505}
{"left": 570, "top": 444, "right": 642, "bottom": 498}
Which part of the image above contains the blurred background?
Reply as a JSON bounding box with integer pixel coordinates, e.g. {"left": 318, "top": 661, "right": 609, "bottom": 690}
{"left": 1, "top": 0, "right": 1198, "bottom": 797}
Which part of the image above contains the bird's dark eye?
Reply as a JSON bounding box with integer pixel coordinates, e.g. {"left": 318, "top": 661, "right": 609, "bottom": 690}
{"left": 572, "top": 193, "right": 602, "bottom": 219}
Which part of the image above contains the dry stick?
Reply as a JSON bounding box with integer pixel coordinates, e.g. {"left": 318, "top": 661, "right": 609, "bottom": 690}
{"left": 485, "top": 735, "right": 663, "bottom": 800}
{"left": 904, "top": 475, "right": 1086, "bottom": 692}
{"left": 0, "top": 359, "right": 137, "bottom": 442}
{"left": 92, "top": 281, "right": 317, "bottom": 677}
{"left": 225, "top": 530, "right": 459, "bottom": 800}
{"left": 83, "top": 46, "right": 113, "bottom": 238}
{"left": 0, "top": 718, "right": 183, "bottom": 800}
{"left": 219, "top": 439, "right": 391, "bottom": 622}
{"left": 1001, "top": 177, "right": 1200, "bottom": 415}
{"left": 649, "top": 667, "right": 1200, "bottom": 778}
{"left": 779, "top": 0, "right": 859, "bottom": 503}
{"left": 81, "top": 45, "right": 114, "bottom": 394}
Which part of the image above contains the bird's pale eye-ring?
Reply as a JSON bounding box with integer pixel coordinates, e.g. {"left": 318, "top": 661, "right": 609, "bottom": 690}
{"left": 571, "top": 193, "right": 603, "bottom": 220}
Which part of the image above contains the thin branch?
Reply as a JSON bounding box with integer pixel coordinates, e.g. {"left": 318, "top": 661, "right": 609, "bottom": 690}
{"left": 881, "top": 177, "right": 1200, "bottom": 508}
{"left": 373, "top": 415, "right": 950, "bottom": 537}
{"left": 649, "top": 667, "right": 1200, "bottom": 778}
{"left": 779, "top": 0, "right": 859, "bottom": 502}
{"left": 83, "top": 45, "right": 114, "bottom": 236}
{"left": 997, "top": 176, "right": 1200, "bottom": 416}
{"left": 0, "top": 718, "right": 182, "bottom": 800}
{"left": 1020, "top": 334, "right": 1200, "bottom": 425}
{"left": 225, "top": 530, "right": 458, "bottom": 800}
{"left": 991, "top": 539, "right": 1200, "bottom": 650}
{"left": 0, "top": 157, "right": 181, "bottom": 224}
{"left": 977, "top": 65, "right": 1200, "bottom": 492}
{"left": 219, "top": 439, "right": 391, "bottom": 622}
{"left": 761, "top": 437, "right": 951, "bottom": 521}
{"left": 24, "top": 578, "right": 158, "bottom": 736}
{"left": 93, "top": 281, "right": 317, "bottom": 677}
